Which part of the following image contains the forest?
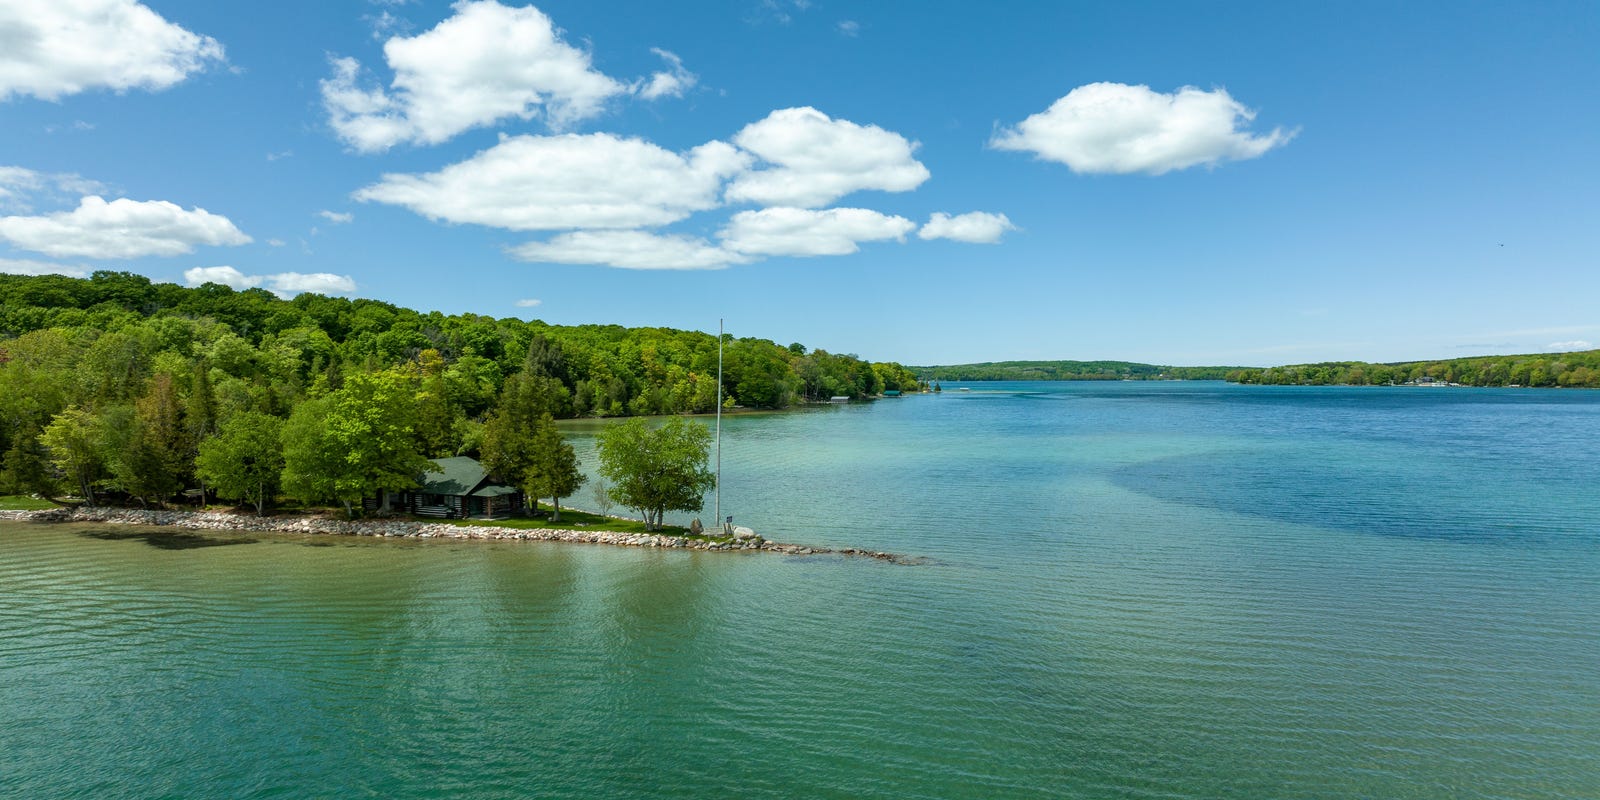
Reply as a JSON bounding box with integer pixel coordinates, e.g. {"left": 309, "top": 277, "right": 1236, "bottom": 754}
{"left": 0, "top": 271, "right": 921, "bottom": 509}
{"left": 1225, "top": 351, "right": 1600, "bottom": 388}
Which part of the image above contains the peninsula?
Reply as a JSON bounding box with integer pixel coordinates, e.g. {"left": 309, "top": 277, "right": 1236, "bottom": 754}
{"left": 0, "top": 505, "right": 916, "bottom": 564}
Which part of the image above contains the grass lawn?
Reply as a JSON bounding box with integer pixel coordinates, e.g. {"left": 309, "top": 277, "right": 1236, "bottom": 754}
{"left": 440, "top": 508, "right": 730, "bottom": 541}
{"left": 0, "top": 495, "right": 58, "bottom": 511}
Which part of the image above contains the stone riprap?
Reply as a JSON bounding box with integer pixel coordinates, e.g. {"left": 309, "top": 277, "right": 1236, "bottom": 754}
{"left": 0, "top": 507, "right": 914, "bottom": 563}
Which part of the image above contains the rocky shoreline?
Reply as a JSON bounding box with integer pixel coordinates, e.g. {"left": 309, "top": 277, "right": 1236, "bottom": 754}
{"left": 0, "top": 506, "right": 916, "bottom": 564}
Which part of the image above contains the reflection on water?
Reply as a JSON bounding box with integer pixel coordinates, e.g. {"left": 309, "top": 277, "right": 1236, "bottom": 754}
{"left": 81, "top": 528, "right": 259, "bottom": 549}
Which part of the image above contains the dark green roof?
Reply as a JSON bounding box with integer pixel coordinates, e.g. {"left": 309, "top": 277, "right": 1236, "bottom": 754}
{"left": 419, "top": 456, "right": 513, "bottom": 497}
{"left": 471, "top": 484, "right": 521, "bottom": 498}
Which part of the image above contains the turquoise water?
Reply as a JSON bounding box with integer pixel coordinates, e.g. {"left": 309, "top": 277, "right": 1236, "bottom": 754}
{"left": 3, "top": 382, "right": 1598, "bottom": 798}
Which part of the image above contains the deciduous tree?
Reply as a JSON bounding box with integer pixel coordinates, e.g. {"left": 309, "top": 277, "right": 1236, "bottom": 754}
{"left": 280, "top": 397, "right": 345, "bottom": 511}
{"left": 281, "top": 372, "right": 431, "bottom": 516}
{"left": 41, "top": 407, "right": 104, "bottom": 505}
{"left": 596, "top": 417, "right": 714, "bottom": 531}
{"left": 196, "top": 412, "right": 285, "bottom": 516}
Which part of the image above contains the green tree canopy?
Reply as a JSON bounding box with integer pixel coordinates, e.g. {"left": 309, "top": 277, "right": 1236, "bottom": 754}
{"left": 196, "top": 411, "right": 285, "bottom": 516}
{"left": 2, "top": 423, "right": 57, "bottom": 501}
{"left": 281, "top": 371, "right": 432, "bottom": 516}
{"left": 280, "top": 396, "right": 344, "bottom": 510}
{"left": 596, "top": 417, "right": 715, "bottom": 531}
{"left": 41, "top": 406, "right": 104, "bottom": 505}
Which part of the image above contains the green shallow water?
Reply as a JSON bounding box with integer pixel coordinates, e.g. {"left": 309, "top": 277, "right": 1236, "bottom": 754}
{"left": 3, "top": 382, "right": 1598, "bottom": 798}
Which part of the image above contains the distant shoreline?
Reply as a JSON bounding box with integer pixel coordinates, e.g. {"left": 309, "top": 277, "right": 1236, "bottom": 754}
{"left": 923, "top": 378, "right": 1594, "bottom": 389}
{"left": 914, "top": 350, "right": 1600, "bottom": 388}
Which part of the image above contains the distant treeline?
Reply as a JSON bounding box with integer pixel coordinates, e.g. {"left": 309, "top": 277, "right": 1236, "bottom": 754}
{"left": 910, "top": 360, "right": 1236, "bottom": 382}
{"left": 1226, "top": 351, "right": 1600, "bottom": 388}
{"left": 0, "top": 272, "right": 920, "bottom": 417}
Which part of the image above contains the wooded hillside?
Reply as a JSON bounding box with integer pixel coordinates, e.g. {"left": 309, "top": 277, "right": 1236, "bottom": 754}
{"left": 0, "top": 271, "right": 920, "bottom": 506}
{"left": 1225, "top": 352, "right": 1600, "bottom": 387}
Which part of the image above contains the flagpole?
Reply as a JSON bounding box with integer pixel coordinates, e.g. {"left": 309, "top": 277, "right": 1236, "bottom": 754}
{"left": 715, "top": 318, "right": 723, "bottom": 533}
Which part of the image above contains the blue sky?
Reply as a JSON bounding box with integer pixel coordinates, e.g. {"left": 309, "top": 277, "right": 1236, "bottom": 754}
{"left": 1, "top": 0, "right": 1596, "bottom": 366}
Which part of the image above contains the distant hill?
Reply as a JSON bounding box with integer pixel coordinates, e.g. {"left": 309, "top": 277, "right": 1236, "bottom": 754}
{"left": 907, "top": 360, "right": 1237, "bottom": 382}
{"left": 911, "top": 349, "right": 1600, "bottom": 388}
{"left": 1224, "top": 350, "right": 1600, "bottom": 388}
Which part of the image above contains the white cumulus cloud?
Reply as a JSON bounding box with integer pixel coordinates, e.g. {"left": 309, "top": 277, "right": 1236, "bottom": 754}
{"left": 0, "top": 196, "right": 251, "bottom": 259}
{"left": 183, "top": 265, "right": 260, "bottom": 290}
{"left": 726, "top": 107, "right": 930, "bottom": 208}
{"left": 0, "top": 0, "right": 224, "bottom": 102}
{"left": 634, "top": 48, "right": 696, "bottom": 101}
{"left": 0, "top": 257, "right": 88, "bottom": 277}
{"left": 269, "top": 272, "right": 357, "bottom": 296}
{"left": 719, "top": 207, "right": 915, "bottom": 257}
{"left": 1548, "top": 340, "right": 1593, "bottom": 351}
{"left": 355, "top": 133, "right": 750, "bottom": 230}
{"left": 514, "top": 298, "right": 542, "bottom": 307}
{"left": 918, "top": 211, "right": 1016, "bottom": 244}
{"left": 319, "top": 210, "right": 354, "bottom": 224}
{"left": 512, "top": 230, "right": 745, "bottom": 270}
{"left": 184, "top": 266, "right": 356, "bottom": 297}
{"left": 321, "top": 0, "right": 627, "bottom": 152}
{"left": 991, "top": 82, "right": 1294, "bottom": 175}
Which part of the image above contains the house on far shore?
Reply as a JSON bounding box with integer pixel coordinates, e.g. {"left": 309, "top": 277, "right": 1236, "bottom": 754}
{"left": 365, "top": 456, "right": 525, "bottom": 519}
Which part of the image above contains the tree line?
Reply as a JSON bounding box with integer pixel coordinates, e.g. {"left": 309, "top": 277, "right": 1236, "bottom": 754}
{"left": 0, "top": 271, "right": 920, "bottom": 512}
{"left": 911, "top": 360, "right": 1236, "bottom": 381}
{"left": 910, "top": 351, "right": 1600, "bottom": 389}
{"left": 1225, "top": 350, "right": 1600, "bottom": 388}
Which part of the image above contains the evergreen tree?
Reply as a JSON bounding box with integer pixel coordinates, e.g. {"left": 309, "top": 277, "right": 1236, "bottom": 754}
{"left": 480, "top": 371, "right": 561, "bottom": 511}
{"left": 2, "top": 426, "right": 58, "bottom": 501}
{"left": 186, "top": 360, "right": 219, "bottom": 503}
{"left": 525, "top": 413, "right": 584, "bottom": 522}
{"left": 134, "top": 373, "right": 190, "bottom": 503}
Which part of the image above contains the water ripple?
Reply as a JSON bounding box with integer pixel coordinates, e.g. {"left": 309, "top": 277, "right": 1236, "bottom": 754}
{"left": 4, "top": 385, "right": 1600, "bottom": 799}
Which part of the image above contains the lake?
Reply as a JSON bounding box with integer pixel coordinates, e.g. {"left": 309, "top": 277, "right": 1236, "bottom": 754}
{"left": 3, "top": 382, "right": 1597, "bottom": 798}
